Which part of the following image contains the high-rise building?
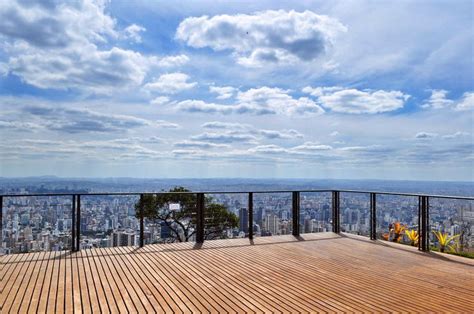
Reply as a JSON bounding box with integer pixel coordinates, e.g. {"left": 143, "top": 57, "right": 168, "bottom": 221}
{"left": 239, "top": 208, "right": 249, "bottom": 233}
{"left": 264, "top": 214, "right": 280, "bottom": 235}
{"left": 112, "top": 231, "right": 136, "bottom": 247}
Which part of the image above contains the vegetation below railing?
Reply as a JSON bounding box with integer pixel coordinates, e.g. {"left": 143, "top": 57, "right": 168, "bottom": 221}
{"left": 430, "top": 246, "right": 474, "bottom": 259}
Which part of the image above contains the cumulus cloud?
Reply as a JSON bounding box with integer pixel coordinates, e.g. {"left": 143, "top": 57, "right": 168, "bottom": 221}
{"left": 415, "top": 132, "right": 438, "bottom": 139}
{"left": 0, "top": 0, "right": 117, "bottom": 48}
{"left": 303, "top": 86, "right": 408, "bottom": 114}
{"left": 201, "top": 121, "right": 250, "bottom": 130}
{"left": 422, "top": 90, "right": 474, "bottom": 111}
{"left": 174, "top": 140, "right": 229, "bottom": 149}
{"left": 123, "top": 24, "right": 146, "bottom": 43}
{"left": 191, "top": 132, "right": 258, "bottom": 144}
{"left": 291, "top": 142, "right": 333, "bottom": 151}
{"left": 145, "top": 73, "right": 197, "bottom": 94}
{"left": 0, "top": 0, "right": 176, "bottom": 93}
{"left": 177, "top": 100, "right": 234, "bottom": 114}
{"left": 209, "top": 86, "right": 237, "bottom": 99}
{"left": 249, "top": 144, "right": 288, "bottom": 154}
{"left": 257, "top": 129, "right": 304, "bottom": 139}
{"left": 180, "top": 87, "right": 324, "bottom": 116}
{"left": 176, "top": 10, "right": 346, "bottom": 67}
{"left": 455, "top": 92, "right": 474, "bottom": 111}
{"left": 157, "top": 54, "right": 190, "bottom": 67}
{"left": 422, "top": 90, "right": 453, "bottom": 109}
{"left": 237, "top": 87, "right": 325, "bottom": 115}
{"left": 150, "top": 96, "right": 170, "bottom": 105}
{"left": 8, "top": 46, "right": 153, "bottom": 93}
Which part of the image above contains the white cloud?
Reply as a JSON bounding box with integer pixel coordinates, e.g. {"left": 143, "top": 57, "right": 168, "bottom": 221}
{"left": 0, "top": 0, "right": 158, "bottom": 93}
{"left": 150, "top": 96, "right": 170, "bottom": 105}
{"left": 123, "top": 24, "right": 146, "bottom": 43}
{"left": 442, "top": 131, "right": 470, "bottom": 139}
{"left": 174, "top": 140, "right": 229, "bottom": 149}
{"left": 178, "top": 87, "right": 325, "bottom": 116}
{"left": 201, "top": 121, "right": 250, "bottom": 130}
{"left": 258, "top": 129, "right": 304, "bottom": 139}
{"left": 236, "top": 87, "right": 325, "bottom": 115}
{"left": 249, "top": 144, "right": 288, "bottom": 154}
{"left": 291, "top": 142, "right": 333, "bottom": 152}
{"left": 422, "top": 90, "right": 474, "bottom": 111}
{"left": 176, "top": 10, "right": 346, "bottom": 67}
{"left": 8, "top": 46, "right": 153, "bottom": 93}
{"left": 2, "top": 103, "right": 152, "bottom": 134}
{"left": 455, "top": 92, "right": 474, "bottom": 111}
{"left": 415, "top": 132, "right": 437, "bottom": 139}
{"left": 209, "top": 86, "right": 237, "bottom": 99}
{"left": 157, "top": 54, "right": 190, "bottom": 67}
{"left": 303, "top": 86, "right": 408, "bottom": 114}
{"left": 422, "top": 90, "right": 453, "bottom": 109}
{"left": 191, "top": 132, "right": 257, "bottom": 144}
{"left": 145, "top": 72, "right": 197, "bottom": 94}
{"left": 155, "top": 120, "right": 180, "bottom": 129}
{"left": 0, "top": 0, "right": 117, "bottom": 48}
{"left": 177, "top": 100, "right": 233, "bottom": 114}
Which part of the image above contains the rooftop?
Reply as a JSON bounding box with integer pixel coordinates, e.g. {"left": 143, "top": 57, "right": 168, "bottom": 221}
{"left": 2, "top": 232, "right": 473, "bottom": 313}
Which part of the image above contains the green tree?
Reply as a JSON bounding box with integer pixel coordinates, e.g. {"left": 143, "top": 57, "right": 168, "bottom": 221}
{"left": 135, "top": 187, "right": 238, "bottom": 242}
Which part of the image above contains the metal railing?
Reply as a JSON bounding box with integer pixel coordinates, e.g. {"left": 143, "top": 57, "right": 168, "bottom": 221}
{"left": 1, "top": 189, "right": 473, "bottom": 253}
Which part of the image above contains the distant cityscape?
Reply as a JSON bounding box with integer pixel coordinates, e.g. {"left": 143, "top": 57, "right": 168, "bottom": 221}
{"left": 1, "top": 178, "right": 473, "bottom": 254}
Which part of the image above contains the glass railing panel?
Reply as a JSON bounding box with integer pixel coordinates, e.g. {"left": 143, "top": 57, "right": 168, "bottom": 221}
{"left": 2, "top": 195, "right": 73, "bottom": 253}
{"left": 339, "top": 192, "right": 370, "bottom": 237}
{"left": 300, "top": 192, "right": 332, "bottom": 233}
{"left": 376, "top": 194, "right": 419, "bottom": 247}
{"left": 252, "top": 192, "right": 292, "bottom": 237}
{"left": 429, "top": 197, "right": 474, "bottom": 258}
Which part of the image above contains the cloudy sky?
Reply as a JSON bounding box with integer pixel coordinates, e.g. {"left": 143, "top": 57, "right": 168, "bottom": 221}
{"left": 0, "top": 0, "right": 472, "bottom": 180}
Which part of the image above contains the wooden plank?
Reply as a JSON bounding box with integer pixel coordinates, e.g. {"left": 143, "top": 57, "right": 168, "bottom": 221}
{"left": 63, "top": 252, "right": 74, "bottom": 314}
{"left": 83, "top": 249, "right": 110, "bottom": 313}
{"left": 70, "top": 251, "right": 83, "bottom": 313}
{"left": 79, "top": 249, "right": 101, "bottom": 313}
{"left": 36, "top": 251, "right": 57, "bottom": 313}
{"left": 89, "top": 247, "right": 126, "bottom": 313}
{"left": 2, "top": 249, "right": 40, "bottom": 312}
{"left": 11, "top": 251, "right": 47, "bottom": 313}
{"left": 1, "top": 233, "right": 473, "bottom": 313}
{"left": 103, "top": 246, "right": 156, "bottom": 312}
{"left": 100, "top": 246, "right": 149, "bottom": 313}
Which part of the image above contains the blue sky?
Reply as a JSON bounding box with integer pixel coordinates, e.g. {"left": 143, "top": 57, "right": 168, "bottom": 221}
{"left": 0, "top": 0, "right": 473, "bottom": 180}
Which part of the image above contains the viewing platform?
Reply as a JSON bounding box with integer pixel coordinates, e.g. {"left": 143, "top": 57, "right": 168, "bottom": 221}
{"left": 2, "top": 232, "right": 473, "bottom": 313}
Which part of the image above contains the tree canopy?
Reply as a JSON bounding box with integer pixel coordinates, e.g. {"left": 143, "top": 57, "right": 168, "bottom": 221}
{"left": 135, "top": 187, "right": 238, "bottom": 242}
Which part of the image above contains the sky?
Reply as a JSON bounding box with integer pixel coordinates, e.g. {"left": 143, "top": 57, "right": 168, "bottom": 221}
{"left": 0, "top": 0, "right": 473, "bottom": 180}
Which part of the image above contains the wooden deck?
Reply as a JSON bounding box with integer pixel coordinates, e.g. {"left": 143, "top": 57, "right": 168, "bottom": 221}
{"left": 1, "top": 232, "right": 473, "bottom": 313}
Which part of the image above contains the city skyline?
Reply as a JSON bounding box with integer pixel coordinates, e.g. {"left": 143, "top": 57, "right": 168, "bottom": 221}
{"left": 1, "top": 0, "right": 473, "bottom": 180}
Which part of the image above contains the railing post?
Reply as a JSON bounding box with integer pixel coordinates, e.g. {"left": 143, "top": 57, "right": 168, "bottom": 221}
{"left": 370, "top": 193, "right": 377, "bottom": 240}
{"left": 196, "top": 193, "right": 204, "bottom": 243}
{"left": 426, "top": 196, "right": 430, "bottom": 252}
{"left": 76, "top": 195, "right": 81, "bottom": 251}
{"left": 418, "top": 196, "right": 430, "bottom": 252}
{"left": 139, "top": 194, "right": 144, "bottom": 247}
{"left": 71, "top": 195, "right": 76, "bottom": 252}
{"left": 292, "top": 191, "right": 300, "bottom": 236}
{"left": 332, "top": 191, "right": 340, "bottom": 233}
{"left": 248, "top": 192, "right": 253, "bottom": 240}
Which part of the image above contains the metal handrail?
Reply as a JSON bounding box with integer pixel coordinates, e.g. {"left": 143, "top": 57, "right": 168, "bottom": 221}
{"left": 1, "top": 189, "right": 473, "bottom": 200}
{"left": 1, "top": 189, "right": 473, "bottom": 254}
